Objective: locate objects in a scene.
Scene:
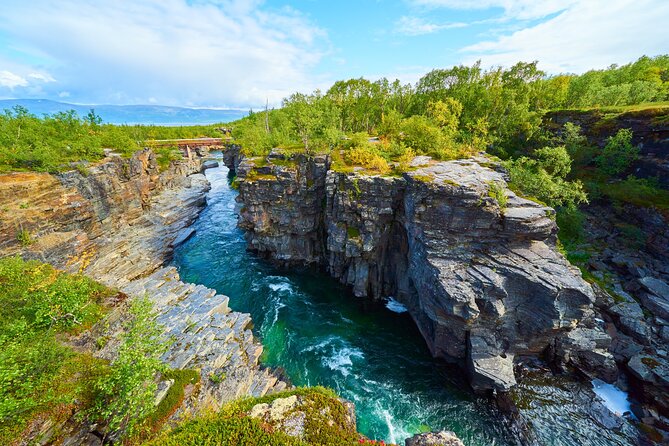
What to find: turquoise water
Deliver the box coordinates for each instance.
[172,161,513,445]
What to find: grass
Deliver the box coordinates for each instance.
[129,368,201,443]
[554,101,669,115]
[601,176,669,211]
[145,387,366,446]
[0,256,116,444]
[412,174,434,183]
[346,226,361,239]
[487,181,508,209]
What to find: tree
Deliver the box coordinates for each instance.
[91,297,166,438]
[426,98,463,137]
[595,128,639,176]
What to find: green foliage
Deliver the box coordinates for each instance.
[16,227,33,246]
[147,387,362,446]
[533,145,572,178]
[90,296,166,438]
[426,98,463,137]
[560,122,595,168]
[399,115,446,158]
[505,148,587,209]
[487,181,508,209]
[0,257,113,443]
[601,175,669,210]
[595,128,639,176]
[558,55,669,109]
[556,207,586,244]
[0,106,224,173]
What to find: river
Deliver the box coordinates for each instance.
[171,159,641,445]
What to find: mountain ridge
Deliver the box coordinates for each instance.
[0,98,246,125]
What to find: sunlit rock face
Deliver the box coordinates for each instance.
[226,149,597,392]
[0,148,208,282]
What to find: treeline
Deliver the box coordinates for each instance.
[0,106,222,172]
[233,55,669,159]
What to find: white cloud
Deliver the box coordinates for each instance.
[27,73,56,83]
[0,70,28,89]
[460,0,669,73]
[409,0,580,20]
[396,16,468,36]
[0,0,328,107]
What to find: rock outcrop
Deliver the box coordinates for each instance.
[226,148,598,392]
[405,431,465,446]
[1,149,287,442]
[0,148,206,276]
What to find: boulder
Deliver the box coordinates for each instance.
[406,431,464,446]
[201,160,219,171]
[607,301,650,344]
[553,327,618,383]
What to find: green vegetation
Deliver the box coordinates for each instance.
[504,145,587,209]
[230,55,668,177]
[147,387,363,446]
[89,296,166,438]
[595,129,639,175]
[0,256,114,444]
[487,181,508,209]
[0,256,185,444]
[0,106,223,173]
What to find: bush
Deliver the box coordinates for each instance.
[487,181,508,209]
[0,257,112,443]
[556,207,586,243]
[595,128,639,176]
[90,297,166,438]
[345,147,390,174]
[400,115,444,156]
[505,156,587,208]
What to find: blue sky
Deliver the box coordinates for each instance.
[1,0,668,108]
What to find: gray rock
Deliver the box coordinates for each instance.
[553,327,618,383]
[172,227,196,247]
[639,291,669,320]
[608,301,650,343]
[640,277,669,301]
[230,153,596,392]
[201,160,219,171]
[406,431,464,446]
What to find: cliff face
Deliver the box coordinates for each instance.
[1,149,289,444]
[227,148,601,392]
[0,148,206,279]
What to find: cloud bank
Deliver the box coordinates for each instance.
[0,0,327,107]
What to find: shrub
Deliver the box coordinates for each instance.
[90,297,166,438]
[0,257,112,443]
[487,181,508,209]
[556,207,586,243]
[400,115,444,156]
[344,147,390,174]
[595,128,639,176]
[505,157,587,208]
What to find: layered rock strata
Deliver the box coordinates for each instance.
[1,149,286,441]
[226,148,599,392]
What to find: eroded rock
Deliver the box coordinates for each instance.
[227,151,596,392]
[405,430,465,446]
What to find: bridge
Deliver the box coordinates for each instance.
[147,137,231,157]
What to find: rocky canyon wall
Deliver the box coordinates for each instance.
[226,148,603,392]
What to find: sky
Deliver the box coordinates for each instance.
[0,0,668,109]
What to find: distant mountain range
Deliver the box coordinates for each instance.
[0,99,247,125]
